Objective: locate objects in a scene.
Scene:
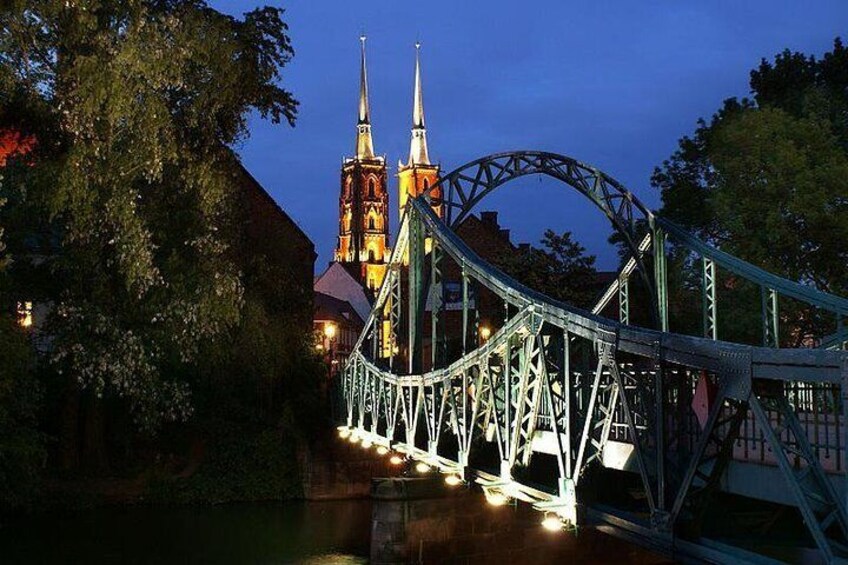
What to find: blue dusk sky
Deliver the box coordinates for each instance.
[208,1,847,272]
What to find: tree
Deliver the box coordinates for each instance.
[652,38,848,344]
[0,1,298,431]
[496,230,599,309]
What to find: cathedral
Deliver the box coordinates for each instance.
[333,37,440,292]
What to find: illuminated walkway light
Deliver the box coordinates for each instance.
[541,513,564,532]
[376,445,389,456]
[485,490,509,507]
[389,454,404,466]
[444,474,462,487]
[415,461,431,473]
[338,427,351,439]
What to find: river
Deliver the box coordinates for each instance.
[0,497,672,564]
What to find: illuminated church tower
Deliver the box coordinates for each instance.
[398,43,441,219]
[334,36,390,291]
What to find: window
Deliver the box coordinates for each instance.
[369,277,376,290]
[368,249,375,262]
[368,217,375,230]
[423,178,429,191]
[368,179,376,198]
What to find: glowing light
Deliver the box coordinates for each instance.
[376,446,389,456]
[480,326,491,340]
[17,301,32,329]
[324,323,337,339]
[415,462,431,473]
[485,490,509,507]
[362,439,373,449]
[348,433,360,444]
[389,455,404,465]
[338,427,351,439]
[541,513,563,532]
[444,474,462,487]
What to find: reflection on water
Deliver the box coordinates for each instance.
[0,500,372,565]
[371,492,672,564]
[0,495,669,564]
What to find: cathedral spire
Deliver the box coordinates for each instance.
[355,35,375,159]
[408,42,430,166]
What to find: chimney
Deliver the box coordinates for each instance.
[480,211,499,228]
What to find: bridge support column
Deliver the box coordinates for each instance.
[408,208,425,374]
[558,477,578,526]
[428,440,438,459]
[653,227,668,332]
[457,449,468,469]
[500,459,512,481]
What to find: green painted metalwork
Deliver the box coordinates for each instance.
[762,287,779,348]
[430,238,443,369]
[703,257,717,340]
[618,276,629,325]
[653,227,668,332]
[408,207,425,374]
[339,152,848,564]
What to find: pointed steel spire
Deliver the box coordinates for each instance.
[412,41,425,129]
[356,35,375,159]
[407,41,430,166]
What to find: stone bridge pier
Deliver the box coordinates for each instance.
[369,477,670,564]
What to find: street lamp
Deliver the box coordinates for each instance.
[323,322,338,377]
[324,322,337,339]
[480,326,491,341]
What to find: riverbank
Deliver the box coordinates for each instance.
[17,425,386,514]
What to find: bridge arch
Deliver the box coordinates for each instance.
[342,150,848,563]
[422,150,659,323]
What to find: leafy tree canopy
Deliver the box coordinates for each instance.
[653,38,848,315]
[496,229,599,309]
[0,1,298,430]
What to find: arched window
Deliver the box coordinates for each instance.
[368,178,376,198]
[423,178,429,191]
[368,249,375,262]
[368,217,375,230]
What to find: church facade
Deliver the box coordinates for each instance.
[333,38,440,293]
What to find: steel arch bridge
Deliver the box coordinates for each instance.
[336,151,848,563]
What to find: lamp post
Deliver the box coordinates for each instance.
[479,325,491,342]
[324,322,338,377]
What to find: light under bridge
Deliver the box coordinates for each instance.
[336,151,848,564]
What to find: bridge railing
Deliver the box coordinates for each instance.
[340,152,848,563]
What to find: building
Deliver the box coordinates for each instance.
[313,291,365,378]
[397,43,441,220]
[314,262,372,323]
[419,211,519,369]
[233,159,316,312]
[334,36,391,293]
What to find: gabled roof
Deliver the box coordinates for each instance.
[314,262,372,322]
[231,157,315,253]
[314,291,365,328]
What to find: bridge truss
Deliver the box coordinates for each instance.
[337,151,848,563]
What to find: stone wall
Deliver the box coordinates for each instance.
[371,486,670,564]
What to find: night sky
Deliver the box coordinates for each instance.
[208,1,847,272]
